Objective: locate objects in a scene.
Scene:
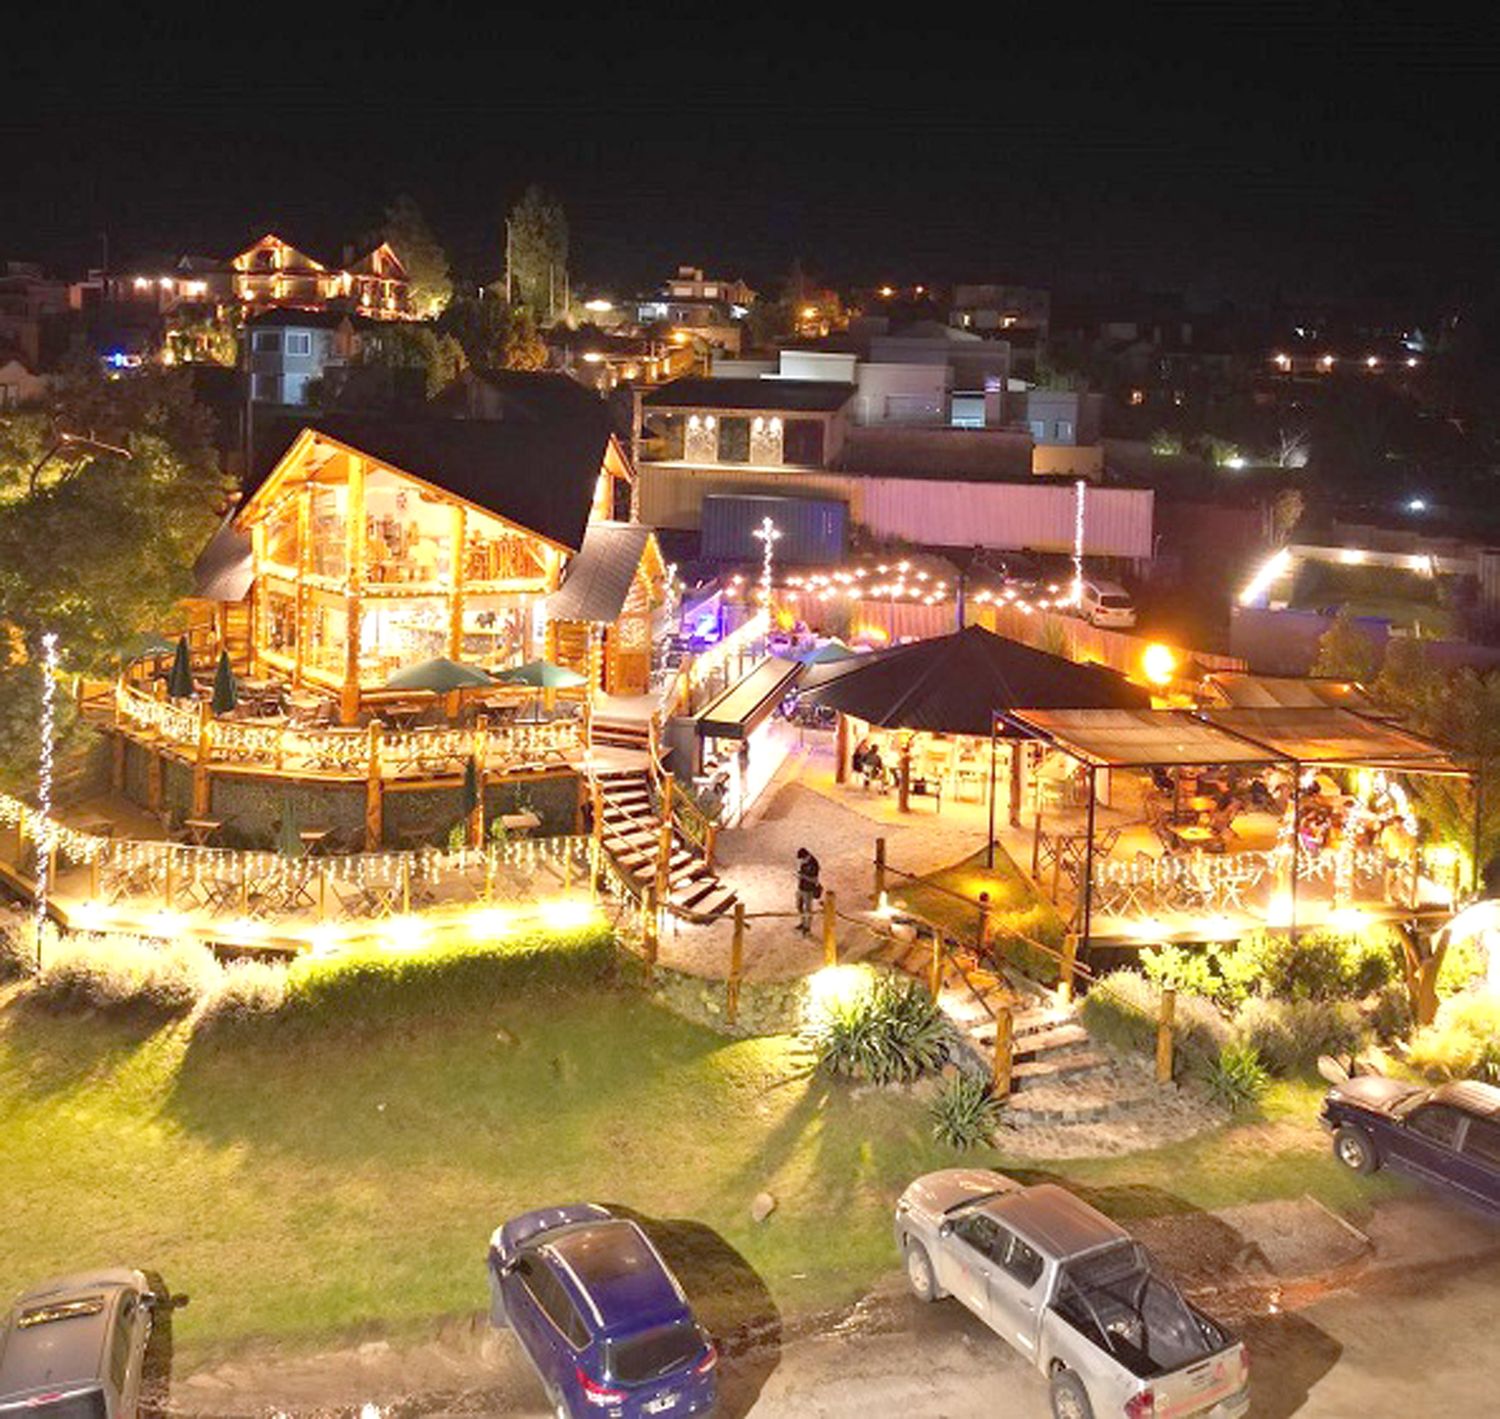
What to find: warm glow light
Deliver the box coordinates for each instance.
[1329,906,1367,933]
[803,964,874,1023]
[1130,918,1171,942]
[382,915,430,952]
[1238,547,1292,606]
[1141,643,1177,687]
[537,899,599,931]
[1338,548,1367,565]
[1267,893,1295,927]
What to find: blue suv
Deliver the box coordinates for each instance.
[488,1204,717,1419]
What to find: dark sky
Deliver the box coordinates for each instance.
[6,11,1498,305]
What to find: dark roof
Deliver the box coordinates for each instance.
[1196,706,1461,770]
[192,513,254,601]
[642,376,854,414]
[1010,709,1292,768]
[798,625,1148,736]
[438,367,608,422]
[266,411,613,550]
[697,657,802,740]
[244,308,356,330]
[549,522,653,623]
[548,1220,684,1332]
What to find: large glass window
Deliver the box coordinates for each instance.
[310,487,346,579]
[266,502,300,569]
[307,594,348,677]
[358,597,447,683]
[265,588,297,656]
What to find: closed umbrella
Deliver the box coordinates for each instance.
[461,756,480,817]
[166,636,195,700]
[383,657,495,693]
[211,649,239,716]
[276,797,303,860]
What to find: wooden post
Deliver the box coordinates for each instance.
[365,722,383,851]
[643,881,659,976]
[1156,986,1176,1084]
[704,823,718,872]
[873,835,887,905]
[992,1005,1014,1100]
[727,902,745,1024]
[470,715,489,848]
[835,712,849,784]
[1058,931,1079,1004]
[977,891,992,957]
[342,452,366,726]
[898,744,911,813]
[929,925,943,1000]
[193,701,213,818]
[656,773,674,905]
[239,854,250,915]
[1009,742,1023,828]
[293,484,311,688]
[822,888,838,966]
[317,862,328,920]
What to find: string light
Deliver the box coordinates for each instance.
[1070,479,1087,607]
[34,633,58,948]
[751,517,781,619]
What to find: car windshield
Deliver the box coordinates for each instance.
[604,1320,703,1385]
[1053,1242,1224,1378]
[0,1389,108,1419]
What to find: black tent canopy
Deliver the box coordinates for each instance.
[797,624,1149,735]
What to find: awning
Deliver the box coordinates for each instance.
[1009,709,1294,768]
[548,522,654,624]
[1197,706,1465,771]
[697,658,801,741]
[798,624,1148,737]
[1202,672,1383,715]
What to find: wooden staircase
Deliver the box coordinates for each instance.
[595,767,737,922]
[591,715,654,753]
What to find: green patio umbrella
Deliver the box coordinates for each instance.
[276,796,304,860]
[495,660,588,690]
[798,640,856,666]
[166,636,195,699]
[120,630,176,663]
[210,649,239,716]
[383,657,495,693]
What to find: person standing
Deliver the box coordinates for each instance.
[796,846,821,935]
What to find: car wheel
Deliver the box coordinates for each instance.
[1049,1369,1095,1419]
[904,1239,939,1302]
[1334,1125,1378,1175]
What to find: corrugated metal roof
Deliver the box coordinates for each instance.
[548,522,653,624]
[1011,708,1291,767]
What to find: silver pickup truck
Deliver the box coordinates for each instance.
[895,1169,1248,1419]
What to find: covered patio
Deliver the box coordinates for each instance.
[1003,705,1475,950]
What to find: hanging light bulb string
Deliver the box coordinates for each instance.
[34,632,58,958]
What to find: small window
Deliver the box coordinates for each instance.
[1028,420,1046,440]
[1055,419,1074,441]
[1462,1116,1500,1168]
[1003,1235,1045,1288]
[253,331,282,354]
[285,332,312,357]
[1406,1104,1464,1149]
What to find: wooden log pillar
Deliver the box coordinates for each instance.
[192,701,213,818]
[726,902,745,1024]
[1156,986,1176,1084]
[992,1005,1014,1100]
[643,882,659,977]
[447,501,466,663]
[898,744,912,814]
[249,522,267,677]
[1058,931,1079,1004]
[293,484,311,688]
[835,712,849,785]
[1009,742,1023,828]
[977,891,992,957]
[873,835,887,905]
[822,888,838,967]
[704,823,718,873]
[400,855,411,914]
[470,715,489,848]
[341,453,367,726]
[929,925,943,1000]
[655,781,674,908]
[364,722,383,851]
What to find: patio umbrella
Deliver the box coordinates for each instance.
[120,630,176,663]
[495,660,588,690]
[210,649,239,716]
[276,796,303,860]
[166,636,195,700]
[383,657,495,693]
[797,639,856,666]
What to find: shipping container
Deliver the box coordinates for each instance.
[700,493,848,565]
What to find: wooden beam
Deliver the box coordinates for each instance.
[448,501,466,662]
[249,521,267,675]
[342,453,366,725]
[293,485,311,687]
[365,721,383,850]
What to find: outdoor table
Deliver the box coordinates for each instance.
[499,811,541,836]
[1173,824,1216,847]
[299,828,332,856]
[181,817,223,846]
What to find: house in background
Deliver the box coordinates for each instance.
[245,309,363,405]
[638,265,753,356]
[0,357,48,409]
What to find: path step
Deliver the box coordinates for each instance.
[1012,1023,1091,1059]
[1009,1051,1116,1090]
[1000,1079,1165,1126]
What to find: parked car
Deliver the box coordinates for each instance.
[895,1169,1248,1419]
[0,1270,161,1419]
[1321,1075,1500,1207]
[1078,580,1137,629]
[488,1203,717,1418]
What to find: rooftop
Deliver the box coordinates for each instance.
[642,377,855,414]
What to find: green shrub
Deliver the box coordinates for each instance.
[265,924,618,1029]
[1408,994,1500,1083]
[1079,970,1231,1080]
[1140,944,1221,999]
[33,933,219,1015]
[1367,981,1414,1043]
[930,1071,1003,1150]
[0,912,32,981]
[991,903,1065,985]
[194,959,289,1027]
[805,971,951,1084]
[1437,932,1488,997]
[1204,1041,1270,1112]
[1222,927,1394,1003]
[1233,996,1366,1074]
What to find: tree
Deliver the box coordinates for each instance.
[1310,606,1380,682]
[379,195,452,319]
[349,324,467,400]
[439,294,548,371]
[499,306,548,371]
[0,369,229,788]
[505,186,568,323]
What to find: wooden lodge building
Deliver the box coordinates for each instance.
[191,390,664,720]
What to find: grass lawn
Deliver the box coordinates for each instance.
[0,982,1396,1367]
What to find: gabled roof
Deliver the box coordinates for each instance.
[347,241,408,278]
[244,308,356,330]
[548,522,656,623]
[192,513,254,601]
[232,233,328,272]
[642,376,855,414]
[244,411,616,552]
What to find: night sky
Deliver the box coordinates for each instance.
[7,12,1497,303]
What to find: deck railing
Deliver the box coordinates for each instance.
[113,682,584,779]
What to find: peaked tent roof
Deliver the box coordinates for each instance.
[797,624,1149,736]
[547,521,655,623]
[247,410,616,552]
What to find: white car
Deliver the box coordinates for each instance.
[1078,580,1136,629]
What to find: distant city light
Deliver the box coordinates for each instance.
[1407,497,1428,513]
[1272,352,1291,370]
[1224,455,1247,470]
[584,298,613,313]
[879,285,894,297]
[1365,355,1380,368]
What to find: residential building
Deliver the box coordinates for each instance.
[245,309,363,406]
[0,261,70,368]
[0,357,48,409]
[637,265,753,355]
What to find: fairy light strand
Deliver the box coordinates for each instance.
[34,632,58,949]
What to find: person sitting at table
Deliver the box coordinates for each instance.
[1149,766,1175,796]
[853,740,887,791]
